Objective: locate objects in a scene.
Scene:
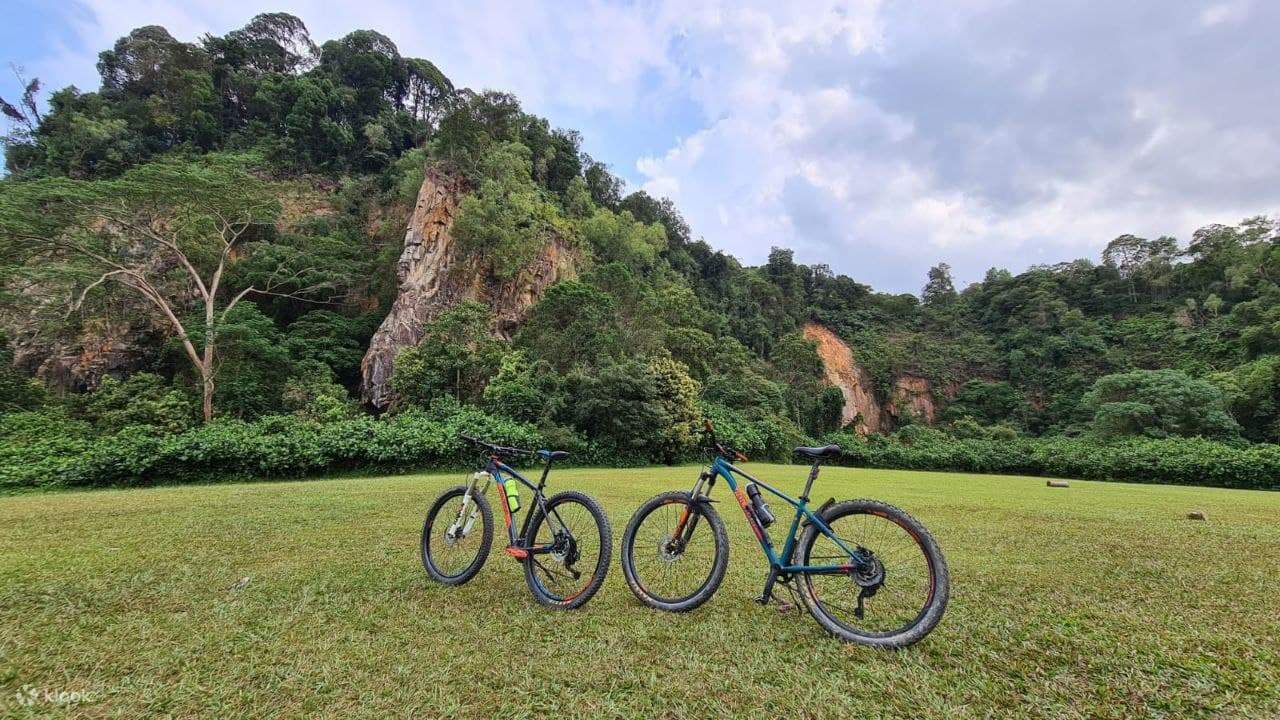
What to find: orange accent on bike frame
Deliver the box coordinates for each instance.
[491,457,515,531]
[733,488,764,541]
[672,506,691,537]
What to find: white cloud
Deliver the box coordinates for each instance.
[1199,0,1251,27]
[19,0,1280,292]
[636,0,1280,290]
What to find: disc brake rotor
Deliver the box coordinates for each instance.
[656,537,681,563]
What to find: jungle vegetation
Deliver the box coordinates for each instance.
[1,14,1277,489]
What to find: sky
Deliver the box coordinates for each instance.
[3,0,1277,293]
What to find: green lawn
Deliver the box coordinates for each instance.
[1,466,1277,719]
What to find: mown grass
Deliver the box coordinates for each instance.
[1,466,1277,719]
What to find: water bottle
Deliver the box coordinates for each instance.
[503,478,520,513]
[745,483,775,527]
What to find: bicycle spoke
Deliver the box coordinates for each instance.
[530,498,602,601]
[429,495,484,578]
[630,500,717,603]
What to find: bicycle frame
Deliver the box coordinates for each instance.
[461,456,562,556]
[674,455,869,603]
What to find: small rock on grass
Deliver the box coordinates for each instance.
[1046,480,1069,488]
[1187,511,1207,521]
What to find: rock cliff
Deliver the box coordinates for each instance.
[359,168,577,409]
[803,322,884,433]
[803,321,941,433]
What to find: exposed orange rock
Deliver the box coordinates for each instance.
[802,322,883,434]
[359,167,577,409]
[888,374,937,425]
[803,322,945,433]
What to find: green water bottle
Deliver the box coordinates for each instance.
[503,478,520,513]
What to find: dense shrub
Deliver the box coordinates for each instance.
[0,411,93,489]
[4,404,1276,490]
[20,402,540,489]
[701,403,808,463]
[826,428,1279,490]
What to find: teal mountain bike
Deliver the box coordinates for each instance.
[421,434,612,609]
[620,420,949,647]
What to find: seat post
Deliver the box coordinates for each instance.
[537,459,553,489]
[801,461,822,501]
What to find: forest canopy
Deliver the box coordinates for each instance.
[1,13,1277,489]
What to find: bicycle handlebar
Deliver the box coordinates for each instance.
[458,433,535,458]
[699,419,747,463]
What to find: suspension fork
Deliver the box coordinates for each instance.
[451,471,491,538]
[671,470,715,547]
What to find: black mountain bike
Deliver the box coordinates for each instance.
[421,434,612,609]
[620,420,949,648]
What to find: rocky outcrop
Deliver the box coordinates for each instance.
[803,322,942,433]
[803,322,884,434]
[10,319,156,392]
[888,374,937,425]
[359,168,577,409]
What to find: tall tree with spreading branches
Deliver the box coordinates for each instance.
[0,158,338,421]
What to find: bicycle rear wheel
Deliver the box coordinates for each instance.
[792,499,949,648]
[621,491,728,612]
[522,490,612,609]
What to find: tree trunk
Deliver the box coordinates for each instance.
[201,339,215,423]
[201,369,214,423]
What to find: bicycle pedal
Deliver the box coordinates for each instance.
[775,601,795,613]
[503,546,528,559]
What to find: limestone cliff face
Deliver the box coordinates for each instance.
[359,168,577,409]
[10,319,155,392]
[803,321,942,433]
[888,375,937,425]
[803,322,884,434]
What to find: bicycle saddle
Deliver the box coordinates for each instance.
[794,444,841,459]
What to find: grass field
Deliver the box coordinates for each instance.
[1,465,1277,719]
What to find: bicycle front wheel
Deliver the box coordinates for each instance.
[621,491,728,612]
[522,490,613,609]
[421,485,493,586]
[793,499,949,648]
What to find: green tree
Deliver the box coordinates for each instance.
[770,332,836,434]
[0,158,336,421]
[1212,357,1280,443]
[391,301,504,406]
[482,350,550,422]
[646,355,702,462]
[922,263,957,307]
[517,281,620,371]
[579,208,667,272]
[562,356,699,463]
[452,142,562,278]
[1082,369,1240,440]
[944,380,1025,427]
[281,361,358,422]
